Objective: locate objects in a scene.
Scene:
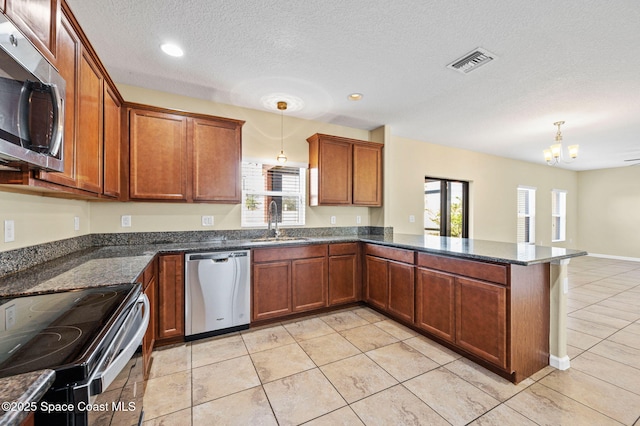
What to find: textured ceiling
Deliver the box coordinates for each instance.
[65,0,640,171]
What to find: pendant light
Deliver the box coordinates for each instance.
[543,121,579,166]
[276,101,288,163]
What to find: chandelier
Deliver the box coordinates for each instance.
[543,121,578,166]
[276,101,287,163]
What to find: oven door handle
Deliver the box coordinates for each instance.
[90,293,150,396]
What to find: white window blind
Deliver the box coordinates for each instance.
[552,190,567,242]
[241,161,306,227]
[517,187,536,244]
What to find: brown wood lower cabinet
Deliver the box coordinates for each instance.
[252,245,328,322]
[157,254,185,343]
[139,257,157,378]
[328,243,360,305]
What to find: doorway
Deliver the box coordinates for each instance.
[424,177,469,237]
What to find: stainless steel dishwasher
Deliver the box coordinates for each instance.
[185,250,251,340]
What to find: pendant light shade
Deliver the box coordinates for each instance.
[276,101,288,164]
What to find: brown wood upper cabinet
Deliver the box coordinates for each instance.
[126,104,244,203]
[4,0,59,63]
[307,134,382,206]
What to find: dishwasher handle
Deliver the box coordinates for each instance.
[187,252,248,261]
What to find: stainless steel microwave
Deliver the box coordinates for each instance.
[0,13,65,172]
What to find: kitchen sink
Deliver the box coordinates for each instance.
[250,236,309,243]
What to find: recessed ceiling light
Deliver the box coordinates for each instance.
[161,43,184,57]
[348,93,363,101]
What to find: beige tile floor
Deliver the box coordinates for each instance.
[142,256,640,425]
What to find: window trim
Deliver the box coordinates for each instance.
[517,186,536,244]
[551,189,567,243]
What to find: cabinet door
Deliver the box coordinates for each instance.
[37,11,77,187]
[252,261,292,321]
[353,143,382,206]
[129,109,188,200]
[387,260,414,323]
[190,117,242,202]
[102,85,121,198]
[328,254,359,305]
[292,257,327,313]
[318,138,352,205]
[76,49,103,193]
[157,254,185,340]
[415,268,455,342]
[365,255,388,311]
[5,0,58,62]
[456,277,507,369]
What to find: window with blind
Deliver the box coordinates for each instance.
[552,189,567,242]
[241,161,306,227]
[517,187,536,244]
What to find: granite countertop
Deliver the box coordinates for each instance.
[0,234,586,297]
[0,370,55,426]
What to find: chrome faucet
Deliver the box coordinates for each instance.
[267,200,280,238]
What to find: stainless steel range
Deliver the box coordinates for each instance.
[0,283,149,425]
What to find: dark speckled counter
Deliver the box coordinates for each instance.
[0,370,55,426]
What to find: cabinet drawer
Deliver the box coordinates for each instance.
[329,242,358,256]
[417,253,507,285]
[253,244,328,262]
[365,244,414,264]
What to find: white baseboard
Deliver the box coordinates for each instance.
[587,253,640,262]
[549,355,571,370]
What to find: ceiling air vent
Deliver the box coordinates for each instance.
[447,48,497,74]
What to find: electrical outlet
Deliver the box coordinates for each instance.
[201,215,214,226]
[121,215,132,228]
[5,304,16,330]
[330,216,337,225]
[409,215,416,223]
[356,215,362,224]
[74,216,80,231]
[4,220,15,243]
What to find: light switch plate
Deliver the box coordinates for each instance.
[356,215,362,224]
[330,216,337,225]
[409,215,416,223]
[4,220,15,242]
[202,215,214,226]
[121,215,132,228]
[74,216,80,231]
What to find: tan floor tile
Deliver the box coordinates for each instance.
[528,365,555,382]
[404,335,461,365]
[598,299,640,314]
[351,384,449,425]
[282,317,336,341]
[590,340,640,369]
[468,404,538,426]
[567,328,602,350]
[366,342,438,381]
[626,322,640,335]
[250,343,315,383]
[263,368,346,426]
[445,357,534,402]
[405,368,499,425]
[191,333,247,368]
[571,351,640,395]
[608,330,640,350]
[320,310,370,331]
[569,309,632,330]
[142,408,191,426]
[566,298,592,311]
[567,344,584,358]
[373,319,418,340]
[304,407,364,426]
[351,307,386,323]
[241,324,295,353]
[339,324,398,352]
[192,355,260,405]
[506,383,622,426]
[148,343,191,379]
[567,316,619,339]
[143,371,191,421]
[321,353,398,403]
[192,386,277,426]
[539,369,640,425]
[298,332,361,366]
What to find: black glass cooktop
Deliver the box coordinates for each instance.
[0,284,136,380]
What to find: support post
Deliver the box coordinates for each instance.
[549,258,571,370]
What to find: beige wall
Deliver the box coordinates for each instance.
[384,135,580,248]
[0,190,90,251]
[577,166,640,258]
